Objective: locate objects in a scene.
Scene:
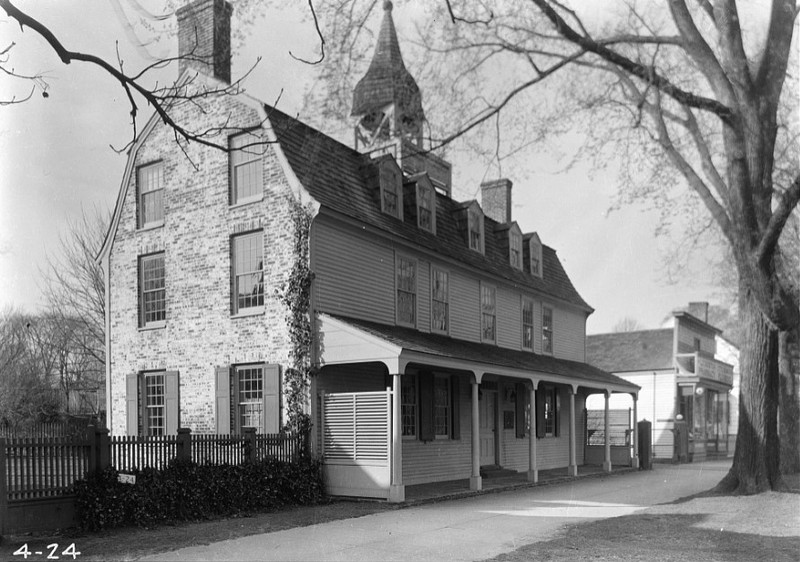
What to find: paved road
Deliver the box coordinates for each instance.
[141,460,731,561]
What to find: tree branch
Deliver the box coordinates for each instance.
[757,174,800,267]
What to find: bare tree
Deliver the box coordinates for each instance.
[612,317,645,332]
[309,1,799,493]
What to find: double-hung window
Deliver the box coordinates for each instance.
[396,256,416,326]
[232,231,264,314]
[481,284,496,343]
[137,162,164,228]
[542,306,553,354]
[468,206,484,253]
[433,375,450,438]
[230,132,264,205]
[417,182,434,233]
[144,372,166,435]
[411,371,461,442]
[380,161,402,219]
[215,364,281,434]
[235,364,264,433]
[542,386,558,437]
[510,231,522,269]
[522,298,534,350]
[139,252,165,328]
[126,370,179,436]
[431,268,449,334]
[401,375,417,437]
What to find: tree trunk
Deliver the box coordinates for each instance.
[718,290,782,494]
[779,326,800,474]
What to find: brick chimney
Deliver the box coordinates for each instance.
[688,302,709,323]
[177,0,232,84]
[481,179,513,224]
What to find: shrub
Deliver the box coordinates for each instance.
[73,456,325,531]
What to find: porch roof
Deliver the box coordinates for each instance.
[318,314,639,395]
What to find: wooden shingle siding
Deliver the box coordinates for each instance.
[449,272,481,342]
[312,219,395,324]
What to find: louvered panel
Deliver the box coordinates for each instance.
[322,391,390,465]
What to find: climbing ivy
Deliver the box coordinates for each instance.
[280,202,314,432]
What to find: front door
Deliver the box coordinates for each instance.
[479,390,497,466]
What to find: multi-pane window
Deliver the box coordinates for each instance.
[396,256,416,326]
[510,231,522,269]
[417,183,434,232]
[230,132,264,204]
[543,386,557,436]
[434,376,450,438]
[522,298,534,350]
[236,365,264,433]
[530,237,542,277]
[431,268,449,333]
[380,163,401,218]
[542,306,553,354]
[139,253,165,327]
[138,162,164,228]
[232,231,264,314]
[468,206,483,252]
[144,372,166,436]
[481,284,496,342]
[401,375,417,437]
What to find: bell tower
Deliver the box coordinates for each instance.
[351,1,425,151]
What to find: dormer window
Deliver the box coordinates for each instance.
[510,229,522,269]
[528,233,543,278]
[379,158,403,219]
[417,181,435,233]
[468,205,484,253]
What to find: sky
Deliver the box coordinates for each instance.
[0,0,729,334]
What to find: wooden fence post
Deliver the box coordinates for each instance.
[177,428,191,462]
[96,426,111,473]
[86,424,98,475]
[243,428,256,463]
[0,438,8,536]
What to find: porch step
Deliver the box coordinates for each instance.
[480,465,518,479]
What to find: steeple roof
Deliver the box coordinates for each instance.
[351,1,423,122]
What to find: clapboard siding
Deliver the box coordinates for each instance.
[417,259,431,332]
[613,370,676,460]
[553,305,586,362]
[497,289,521,350]
[676,321,716,355]
[449,272,481,342]
[312,219,395,324]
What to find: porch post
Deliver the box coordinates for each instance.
[527,384,538,482]
[631,393,639,468]
[568,388,578,476]
[389,372,405,502]
[470,378,482,491]
[603,391,612,472]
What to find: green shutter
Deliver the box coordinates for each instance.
[418,371,434,442]
[263,364,281,434]
[164,371,180,435]
[535,388,545,438]
[126,373,139,436]
[215,366,231,434]
[515,383,526,438]
[450,376,460,440]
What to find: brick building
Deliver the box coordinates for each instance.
[99,0,639,500]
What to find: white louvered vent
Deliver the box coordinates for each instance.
[322,391,390,464]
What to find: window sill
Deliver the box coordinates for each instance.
[231,308,265,319]
[137,222,164,233]
[139,322,166,332]
[229,195,264,210]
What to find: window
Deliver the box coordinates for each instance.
[434,375,450,438]
[522,298,534,350]
[396,256,416,326]
[236,364,264,432]
[401,375,417,437]
[417,182,435,233]
[215,364,281,434]
[229,131,264,205]
[380,160,402,218]
[137,162,164,228]
[529,235,543,277]
[510,231,522,269]
[468,206,484,253]
[542,386,558,437]
[232,231,264,314]
[542,306,553,354]
[126,370,179,436]
[481,284,496,343]
[139,253,165,327]
[431,268,449,333]
[694,337,701,352]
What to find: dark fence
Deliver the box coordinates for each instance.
[585,409,632,446]
[0,418,100,439]
[2,436,91,501]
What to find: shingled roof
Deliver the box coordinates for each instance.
[267,105,592,312]
[586,329,675,373]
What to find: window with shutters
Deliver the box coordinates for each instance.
[542,306,553,354]
[481,284,496,343]
[144,372,165,436]
[137,161,164,229]
[414,372,460,442]
[543,386,557,437]
[215,364,281,435]
[139,252,165,328]
[126,370,179,436]
[235,364,264,433]
[232,231,264,315]
[522,298,534,350]
[229,131,264,205]
[401,375,417,438]
[431,268,449,334]
[433,375,450,438]
[396,255,417,327]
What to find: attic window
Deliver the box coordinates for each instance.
[380,160,403,219]
[468,206,484,253]
[417,182,435,233]
[530,235,543,278]
[510,231,522,269]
